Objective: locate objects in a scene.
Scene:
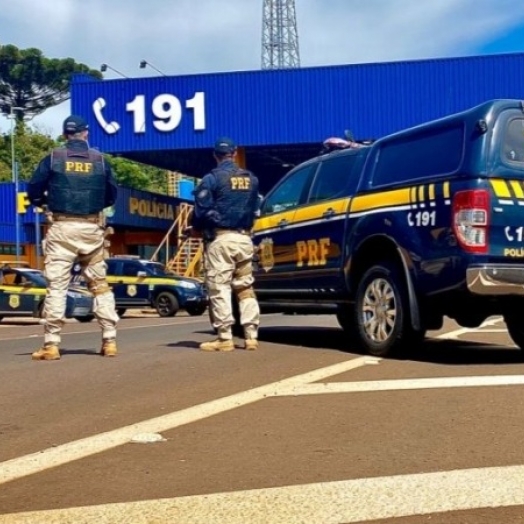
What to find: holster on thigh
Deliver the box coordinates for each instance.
[88,278,110,296]
[234,286,256,301]
[79,249,105,266]
[234,259,252,279]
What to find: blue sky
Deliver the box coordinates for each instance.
[478,23,524,54]
[1,0,524,136]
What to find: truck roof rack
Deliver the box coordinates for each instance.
[319,130,375,155]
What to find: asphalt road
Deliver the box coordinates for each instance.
[1,311,524,523]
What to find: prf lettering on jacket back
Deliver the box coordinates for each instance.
[65,161,93,174]
[296,238,330,267]
[230,176,251,190]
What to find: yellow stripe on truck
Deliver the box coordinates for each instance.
[106,277,183,286]
[253,208,297,233]
[510,180,524,199]
[490,179,512,198]
[293,197,351,223]
[350,188,412,213]
[0,286,45,295]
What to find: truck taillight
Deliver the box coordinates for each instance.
[452,189,490,253]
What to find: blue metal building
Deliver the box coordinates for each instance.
[71,52,524,192]
[0,182,190,266]
[2,52,524,265]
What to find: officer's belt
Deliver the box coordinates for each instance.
[53,214,99,224]
[214,228,250,236]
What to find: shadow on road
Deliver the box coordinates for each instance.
[403,338,523,365]
[16,347,102,357]
[239,325,522,366]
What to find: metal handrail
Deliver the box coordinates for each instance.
[150,203,194,265]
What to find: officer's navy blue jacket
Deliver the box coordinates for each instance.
[28,140,118,215]
[192,159,259,232]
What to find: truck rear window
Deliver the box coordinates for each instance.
[503,118,524,164]
[372,124,464,186]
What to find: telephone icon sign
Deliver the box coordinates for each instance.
[92,97,121,135]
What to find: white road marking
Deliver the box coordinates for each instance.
[278,374,524,396]
[1,464,524,523]
[1,316,519,522]
[0,356,376,485]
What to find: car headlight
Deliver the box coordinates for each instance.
[178,281,198,290]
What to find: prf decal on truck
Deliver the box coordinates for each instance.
[296,238,331,267]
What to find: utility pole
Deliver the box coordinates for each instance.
[261,0,301,69]
[9,106,24,263]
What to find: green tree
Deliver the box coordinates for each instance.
[0,125,170,193]
[109,156,168,193]
[0,44,102,122]
[0,44,172,192]
[0,123,56,182]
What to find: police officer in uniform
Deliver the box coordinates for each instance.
[28,115,119,360]
[192,137,261,351]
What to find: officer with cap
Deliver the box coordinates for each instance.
[27,115,120,360]
[191,137,261,351]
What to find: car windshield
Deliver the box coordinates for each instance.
[141,262,177,277]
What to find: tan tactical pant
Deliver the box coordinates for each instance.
[204,231,260,340]
[42,220,119,345]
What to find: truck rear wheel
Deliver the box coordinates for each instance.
[354,262,417,357]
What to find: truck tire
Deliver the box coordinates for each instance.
[354,262,414,357]
[186,304,207,316]
[155,292,179,317]
[116,308,127,317]
[504,313,524,351]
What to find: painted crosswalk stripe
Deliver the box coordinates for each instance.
[0,356,376,485]
[1,464,523,523]
[277,374,524,396]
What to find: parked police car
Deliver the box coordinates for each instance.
[251,99,524,357]
[0,262,94,322]
[103,256,207,317]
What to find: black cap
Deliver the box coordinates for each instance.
[214,137,236,155]
[63,115,89,134]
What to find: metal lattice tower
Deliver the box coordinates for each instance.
[261,0,300,69]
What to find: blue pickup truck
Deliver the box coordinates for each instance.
[251,99,524,357]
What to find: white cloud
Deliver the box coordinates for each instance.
[1,0,524,135]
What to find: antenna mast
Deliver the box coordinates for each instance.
[261,0,301,69]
